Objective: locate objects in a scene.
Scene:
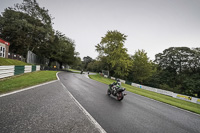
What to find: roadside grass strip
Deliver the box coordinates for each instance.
[89,74,200,114]
[0,57,30,65]
[0,71,58,94]
[68,69,80,72]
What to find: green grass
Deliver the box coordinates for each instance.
[89,74,200,114]
[67,69,81,74]
[68,69,78,71]
[0,71,58,94]
[0,57,30,65]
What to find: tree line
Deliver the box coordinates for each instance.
[76,30,200,98]
[0,0,79,68]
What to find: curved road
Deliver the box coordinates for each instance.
[59,72,200,133]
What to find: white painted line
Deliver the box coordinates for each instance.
[85,74,89,79]
[56,71,60,80]
[60,83,106,133]
[57,72,106,133]
[0,80,57,98]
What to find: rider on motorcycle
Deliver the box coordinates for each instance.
[113,79,121,86]
[110,79,121,93]
[108,78,126,100]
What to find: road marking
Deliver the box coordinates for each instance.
[0,80,57,98]
[57,72,106,133]
[56,72,60,80]
[85,74,89,78]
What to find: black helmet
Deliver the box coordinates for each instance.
[116,79,120,82]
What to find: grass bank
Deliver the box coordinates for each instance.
[89,74,200,114]
[0,71,58,94]
[68,69,80,72]
[0,57,30,65]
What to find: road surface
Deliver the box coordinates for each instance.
[0,80,101,133]
[0,71,200,133]
[59,72,200,133]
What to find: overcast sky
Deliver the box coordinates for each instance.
[1,0,200,60]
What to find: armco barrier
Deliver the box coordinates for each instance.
[103,74,200,104]
[32,65,36,72]
[111,77,115,80]
[197,99,200,104]
[0,66,14,79]
[14,66,25,75]
[0,65,40,79]
[119,79,125,84]
[36,65,40,71]
[24,65,32,73]
[176,94,192,101]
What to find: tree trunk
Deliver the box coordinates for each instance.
[197,91,200,98]
[48,58,53,67]
[60,62,63,69]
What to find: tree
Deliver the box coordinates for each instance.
[71,56,82,70]
[83,56,93,70]
[129,49,153,83]
[86,60,102,72]
[95,30,132,78]
[50,31,76,69]
[154,47,200,97]
[0,0,78,69]
[0,0,54,57]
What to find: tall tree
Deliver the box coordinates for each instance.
[154,47,200,97]
[51,31,76,68]
[83,56,93,70]
[129,49,153,83]
[0,0,54,57]
[96,30,132,78]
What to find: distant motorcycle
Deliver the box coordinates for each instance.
[107,83,126,101]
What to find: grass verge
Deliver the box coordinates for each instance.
[0,71,58,94]
[67,69,81,74]
[0,57,30,65]
[89,74,200,114]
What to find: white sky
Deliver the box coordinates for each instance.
[1,0,200,60]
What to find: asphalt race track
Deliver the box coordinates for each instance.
[59,72,200,133]
[0,71,200,133]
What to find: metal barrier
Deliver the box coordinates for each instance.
[0,66,14,79]
[0,65,40,79]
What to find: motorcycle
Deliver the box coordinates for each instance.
[107,83,126,101]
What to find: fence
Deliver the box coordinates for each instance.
[0,65,40,79]
[103,74,200,104]
[8,52,25,62]
[27,51,49,65]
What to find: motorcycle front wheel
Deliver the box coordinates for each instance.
[107,89,111,96]
[117,92,124,101]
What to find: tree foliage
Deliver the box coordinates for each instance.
[82,56,93,70]
[0,0,77,68]
[129,50,154,83]
[154,47,200,97]
[50,31,76,68]
[95,30,132,78]
[0,0,54,57]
